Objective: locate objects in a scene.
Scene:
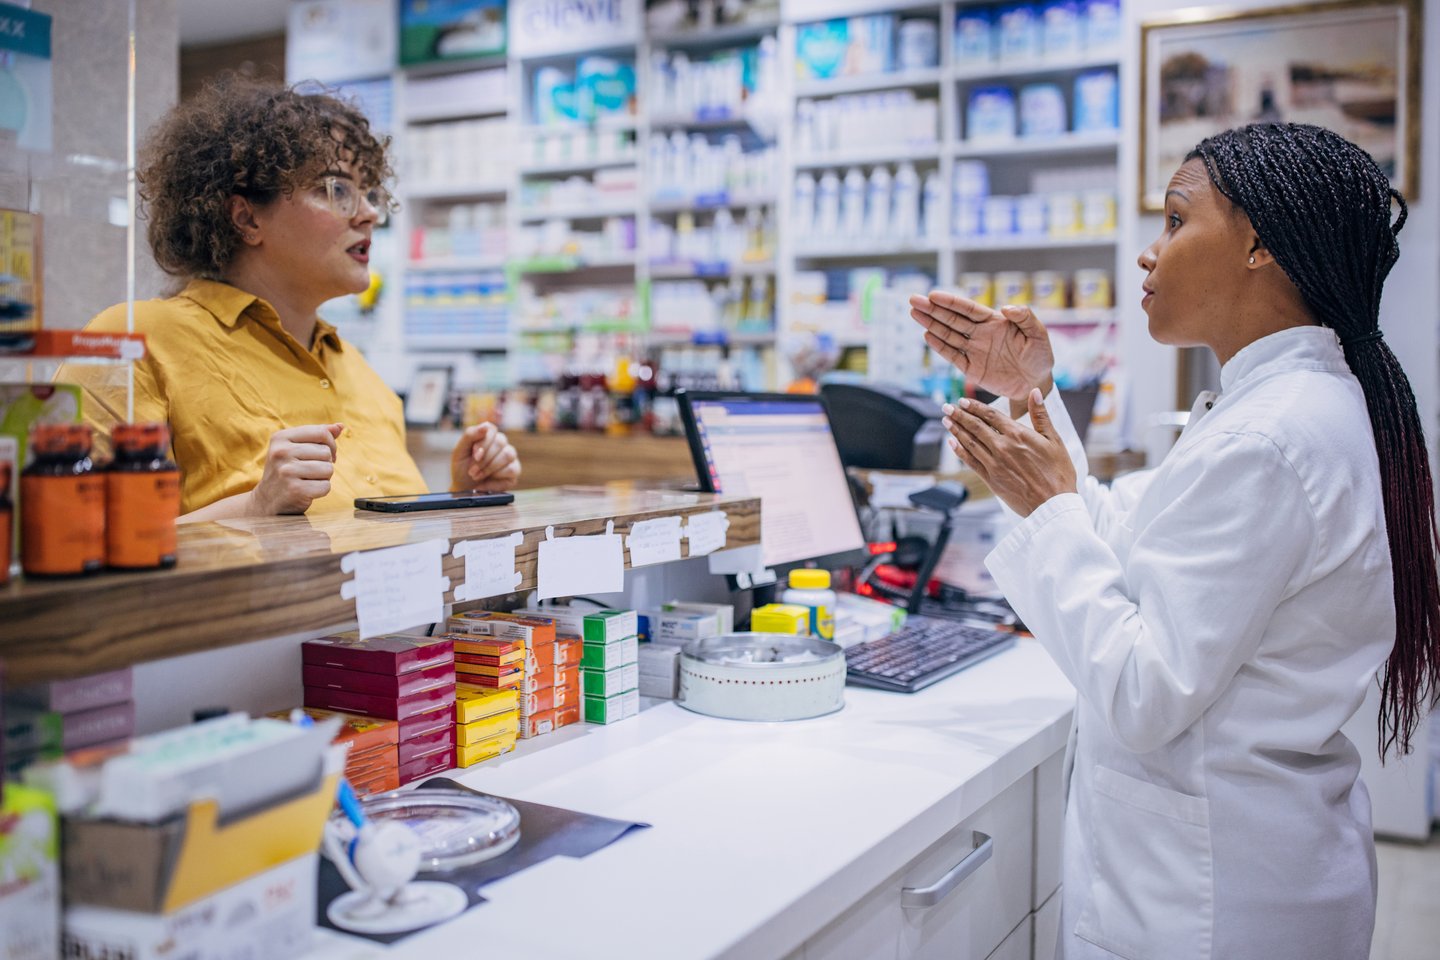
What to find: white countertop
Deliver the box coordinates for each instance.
[310,638,1075,960]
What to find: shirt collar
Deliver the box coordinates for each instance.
[1219,325,1347,394]
[180,278,344,352]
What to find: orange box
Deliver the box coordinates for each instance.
[352,769,400,796]
[449,611,557,646]
[524,639,557,673]
[554,703,581,730]
[451,638,525,665]
[266,706,398,753]
[520,678,581,716]
[455,664,523,688]
[553,637,582,669]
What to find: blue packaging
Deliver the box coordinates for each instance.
[966,85,1017,142]
[1019,82,1067,137]
[1082,0,1121,51]
[1073,68,1119,132]
[1041,0,1082,56]
[796,20,849,80]
[954,7,994,64]
[577,56,636,122]
[533,66,573,126]
[995,3,1041,61]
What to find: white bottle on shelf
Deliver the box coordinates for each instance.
[816,170,841,240]
[892,162,920,242]
[793,172,816,239]
[864,165,893,240]
[921,169,943,243]
[841,167,867,241]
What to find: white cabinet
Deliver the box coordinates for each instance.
[1034,890,1061,960]
[1032,748,1065,909]
[802,769,1035,960]
[988,917,1033,960]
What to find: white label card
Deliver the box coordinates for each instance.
[452,531,526,602]
[683,511,730,556]
[340,538,451,638]
[868,472,940,509]
[626,516,683,567]
[536,522,625,601]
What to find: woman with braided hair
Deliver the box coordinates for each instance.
[911,122,1435,959]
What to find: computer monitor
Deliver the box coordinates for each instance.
[677,391,868,575]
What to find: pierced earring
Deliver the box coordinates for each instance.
[1248,256,1256,264]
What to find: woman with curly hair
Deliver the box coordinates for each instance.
[71,76,519,519]
[912,122,1435,958]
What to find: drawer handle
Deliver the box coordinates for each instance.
[900,832,993,909]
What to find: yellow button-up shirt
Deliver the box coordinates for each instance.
[65,280,426,514]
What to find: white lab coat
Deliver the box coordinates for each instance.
[985,326,1395,960]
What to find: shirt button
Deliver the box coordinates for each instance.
[367,474,377,484]
[319,379,331,390]
[345,427,354,438]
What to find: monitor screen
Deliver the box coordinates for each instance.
[681,393,867,570]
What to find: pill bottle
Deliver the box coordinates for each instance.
[107,422,181,570]
[782,569,837,640]
[0,459,11,586]
[21,423,105,577]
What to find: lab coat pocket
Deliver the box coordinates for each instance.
[1076,765,1213,960]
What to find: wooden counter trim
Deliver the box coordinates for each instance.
[0,486,760,685]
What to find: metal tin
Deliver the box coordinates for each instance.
[677,633,847,722]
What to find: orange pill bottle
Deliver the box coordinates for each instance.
[0,460,12,586]
[106,422,180,569]
[21,424,105,577]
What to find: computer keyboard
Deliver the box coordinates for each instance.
[845,616,1017,693]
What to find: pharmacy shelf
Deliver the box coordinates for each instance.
[518,116,640,137]
[793,242,943,260]
[405,180,510,200]
[793,143,942,170]
[1039,309,1118,327]
[648,19,781,50]
[648,110,780,134]
[509,255,638,274]
[647,194,777,214]
[953,131,1120,158]
[952,234,1118,252]
[795,66,944,98]
[517,202,640,222]
[951,50,1122,83]
[404,333,511,351]
[646,328,777,346]
[406,101,509,123]
[518,156,639,177]
[408,256,509,271]
[649,259,777,279]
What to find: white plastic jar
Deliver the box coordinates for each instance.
[782,569,838,640]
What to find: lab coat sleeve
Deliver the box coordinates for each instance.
[984,430,1317,754]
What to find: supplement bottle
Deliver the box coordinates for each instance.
[107,422,180,569]
[21,423,105,576]
[0,460,11,585]
[782,569,838,640]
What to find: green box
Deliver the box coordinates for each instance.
[582,609,639,645]
[583,689,639,725]
[581,663,639,698]
[580,636,637,672]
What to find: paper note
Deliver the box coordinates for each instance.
[340,539,451,638]
[536,522,625,601]
[452,531,526,602]
[684,511,730,556]
[626,516,683,567]
[869,471,940,508]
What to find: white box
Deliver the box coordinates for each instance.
[662,600,735,635]
[63,855,316,960]
[649,609,720,646]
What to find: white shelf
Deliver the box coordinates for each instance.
[1040,309,1118,326]
[954,131,1120,158]
[517,201,639,222]
[404,334,511,351]
[519,116,639,137]
[793,242,942,260]
[648,110,779,133]
[648,20,780,49]
[405,102,508,124]
[647,194,777,214]
[510,255,638,273]
[953,234,1118,252]
[951,50,1121,83]
[648,260,776,279]
[408,256,508,271]
[519,156,639,177]
[406,180,509,200]
[793,143,942,170]
[795,66,943,98]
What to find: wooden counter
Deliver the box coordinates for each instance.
[0,485,760,685]
[408,429,696,491]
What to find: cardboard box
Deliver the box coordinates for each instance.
[456,710,519,746]
[648,609,720,646]
[454,685,519,724]
[522,662,579,695]
[663,600,735,635]
[584,689,640,725]
[517,605,586,637]
[266,706,398,752]
[554,702,581,730]
[553,637,583,668]
[397,725,455,766]
[580,636,638,672]
[520,679,580,717]
[350,767,400,796]
[449,635,526,663]
[750,603,811,635]
[398,705,452,741]
[63,854,316,960]
[398,748,451,785]
[0,784,59,960]
[581,662,639,699]
[8,668,132,714]
[454,660,523,687]
[3,700,134,754]
[449,610,556,645]
[455,731,517,768]
[583,609,638,645]
[300,661,455,698]
[301,633,453,676]
[304,683,455,722]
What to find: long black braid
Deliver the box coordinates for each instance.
[1188,123,1437,758]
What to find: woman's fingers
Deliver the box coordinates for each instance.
[944,409,1000,459]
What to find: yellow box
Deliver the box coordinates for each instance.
[1031,271,1068,309]
[993,271,1031,306]
[750,603,811,635]
[455,685,519,724]
[455,731,517,768]
[456,710,519,746]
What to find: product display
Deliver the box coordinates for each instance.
[104,423,180,570]
[21,424,104,577]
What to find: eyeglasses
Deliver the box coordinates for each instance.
[318,176,394,225]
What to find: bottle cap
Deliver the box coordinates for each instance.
[113,421,171,454]
[30,423,93,456]
[788,569,831,590]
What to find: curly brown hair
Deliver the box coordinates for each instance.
[140,74,393,280]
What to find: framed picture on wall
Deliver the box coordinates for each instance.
[1139,0,1422,212]
[404,367,452,427]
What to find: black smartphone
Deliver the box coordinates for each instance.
[354,491,516,513]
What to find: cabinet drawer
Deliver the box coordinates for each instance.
[1034,888,1061,960]
[986,916,1032,960]
[1033,749,1065,909]
[804,771,1035,960]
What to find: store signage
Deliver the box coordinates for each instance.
[510,0,640,58]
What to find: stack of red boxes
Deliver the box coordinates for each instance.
[269,706,400,795]
[301,632,457,785]
[449,611,583,739]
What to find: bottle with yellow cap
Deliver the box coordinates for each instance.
[782,569,837,640]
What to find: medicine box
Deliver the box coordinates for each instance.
[518,605,586,637]
[584,688,640,725]
[582,663,639,699]
[398,704,453,741]
[663,600,735,635]
[638,644,681,699]
[300,661,455,699]
[454,658,524,687]
[449,635,526,664]
[523,663,580,695]
[521,703,581,739]
[267,707,398,753]
[456,711,519,746]
[582,609,638,644]
[750,603,811,635]
[9,668,132,714]
[0,784,59,960]
[302,633,454,676]
[4,700,135,755]
[397,725,454,766]
[399,747,452,785]
[455,685,518,725]
[648,609,720,645]
[304,683,456,722]
[520,679,580,717]
[449,611,557,646]
[455,731,517,768]
[581,635,639,672]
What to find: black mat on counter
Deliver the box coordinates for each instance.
[317,778,649,944]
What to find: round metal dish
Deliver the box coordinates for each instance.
[351,788,521,873]
[677,632,846,722]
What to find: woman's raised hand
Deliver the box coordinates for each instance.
[910,291,1055,402]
